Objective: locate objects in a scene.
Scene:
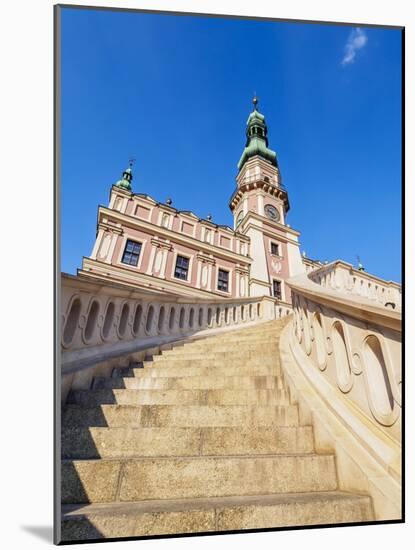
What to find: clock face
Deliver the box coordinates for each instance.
[236,211,244,226]
[264,204,280,222]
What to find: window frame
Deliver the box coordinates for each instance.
[121,239,142,267]
[270,241,281,257]
[272,279,283,300]
[217,268,230,293]
[174,254,190,281]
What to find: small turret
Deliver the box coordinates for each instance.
[115,162,134,191]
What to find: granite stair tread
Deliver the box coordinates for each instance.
[61,491,373,540]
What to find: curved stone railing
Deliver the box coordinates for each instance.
[60,273,292,400]
[280,272,401,520]
[308,260,401,310]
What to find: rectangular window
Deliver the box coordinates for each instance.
[174,255,190,280]
[217,269,229,292]
[271,242,280,256]
[121,239,142,266]
[273,279,282,300]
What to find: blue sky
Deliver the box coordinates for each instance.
[60,7,402,282]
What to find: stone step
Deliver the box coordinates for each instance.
[147,357,280,368]
[173,330,282,346]
[67,387,290,407]
[122,363,280,379]
[62,404,300,428]
[211,328,282,341]
[191,335,278,343]
[181,342,280,352]
[159,350,277,361]
[62,425,314,459]
[61,491,373,541]
[159,336,281,355]
[61,453,338,504]
[211,328,283,340]
[92,375,286,391]
[196,338,280,348]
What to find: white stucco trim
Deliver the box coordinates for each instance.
[243,197,248,216]
[106,233,118,264]
[159,247,169,279]
[146,242,157,275]
[257,193,265,217]
[286,240,306,277]
[90,228,104,260]
[195,258,202,289]
[208,263,213,291]
[158,210,172,229]
[245,225,268,286]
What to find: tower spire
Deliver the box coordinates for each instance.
[237,97,277,172]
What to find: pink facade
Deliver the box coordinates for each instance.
[83,188,252,300]
[263,236,291,302]
[81,102,306,303]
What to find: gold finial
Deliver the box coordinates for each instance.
[253,93,258,110]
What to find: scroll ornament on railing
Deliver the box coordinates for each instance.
[291,291,401,430]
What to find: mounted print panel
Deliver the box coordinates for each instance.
[55,4,403,545]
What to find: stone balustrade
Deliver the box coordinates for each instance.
[308,260,401,310]
[60,273,292,401]
[280,271,401,520]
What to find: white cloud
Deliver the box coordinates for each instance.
[341,28,368,65]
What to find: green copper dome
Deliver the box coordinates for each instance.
[237,98,277,171]
[115,165,133,191]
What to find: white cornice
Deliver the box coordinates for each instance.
[249,277,271,288]
[98,221,123,235]
[239,214,301,244]
[81,258,236,300]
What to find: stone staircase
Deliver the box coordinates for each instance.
[61,319,373,541]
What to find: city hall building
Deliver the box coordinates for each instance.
[79,98,321,305]
[77,97,400,310]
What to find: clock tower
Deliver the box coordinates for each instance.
[229,97,304,299]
